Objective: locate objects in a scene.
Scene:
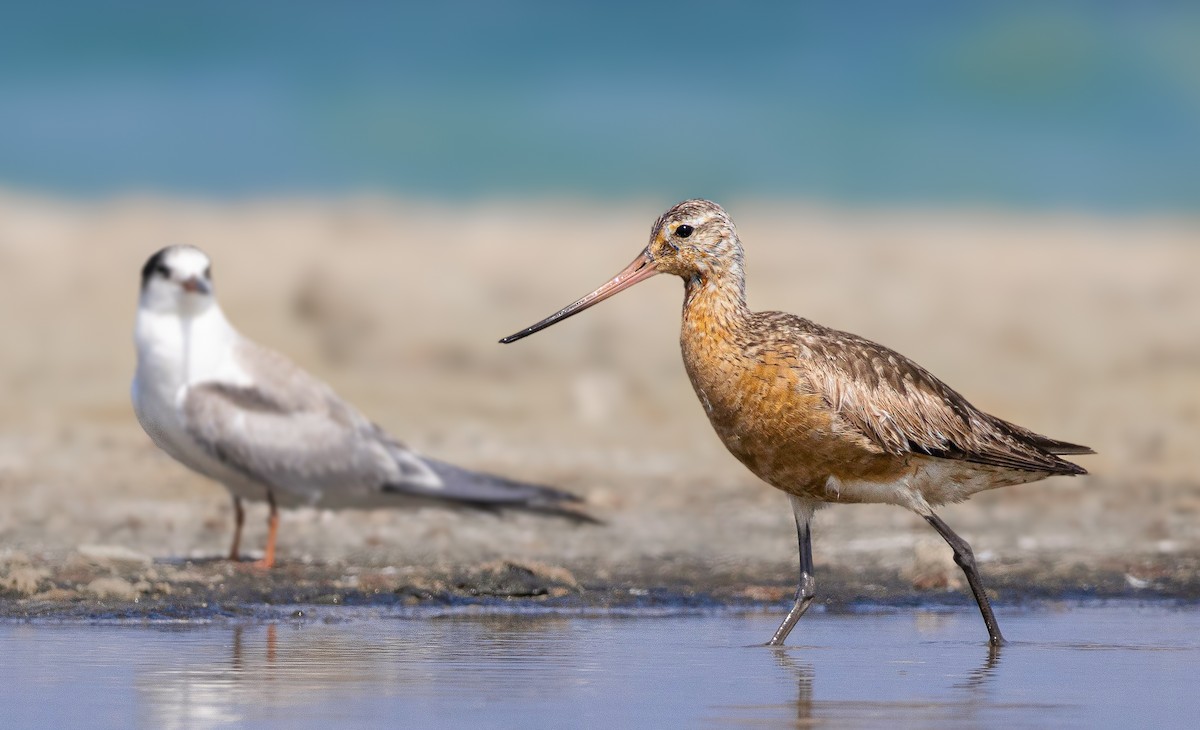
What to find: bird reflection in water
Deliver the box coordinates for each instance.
[138,623,411,726]
[741,640,1004,725]
[956,643,1003,693]
[229,624,277,673]
[770,648,816,724]
[137,616,580,727]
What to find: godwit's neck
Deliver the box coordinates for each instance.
[681,266,750,336]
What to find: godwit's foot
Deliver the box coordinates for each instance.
[924,512,1006,646]
[766,574,815,646]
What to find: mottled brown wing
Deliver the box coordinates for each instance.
[772,314,1087,476]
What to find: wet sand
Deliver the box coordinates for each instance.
[1,192,1198,614]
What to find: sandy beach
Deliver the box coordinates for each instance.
[1,192,1197,615]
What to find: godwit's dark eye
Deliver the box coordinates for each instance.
[204,266,212,280]
[156,264,170,277]
[675,224,694,238]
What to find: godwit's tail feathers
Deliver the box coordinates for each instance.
[1039,453,1088,476]
[994,420,1094,474]
[1026,436,1095,456]
[928,442,1089,476]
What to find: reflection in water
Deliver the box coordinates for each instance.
[137,615,581,728]
[140,623,384,726]
[2,605,1197,728]
[745,629,1005,726]
[770,648,815,723]
[956,643,1002,693]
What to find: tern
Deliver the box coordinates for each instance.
[133,245,589,568]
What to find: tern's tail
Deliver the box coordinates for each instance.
[386,457,600,524]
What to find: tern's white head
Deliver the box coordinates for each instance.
[139,245,216,316]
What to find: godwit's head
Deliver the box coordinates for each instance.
[645,199,743,279]
[500,199,743,343]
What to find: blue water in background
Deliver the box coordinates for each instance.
[1,2,1198,210]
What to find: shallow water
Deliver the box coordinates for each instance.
[2,603,1197,728]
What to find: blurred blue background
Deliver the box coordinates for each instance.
[1,1,1197,210]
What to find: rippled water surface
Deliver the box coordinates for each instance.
[3,603,1197,728]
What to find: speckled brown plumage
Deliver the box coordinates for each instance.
[665,200,1088,505]
[502,199,1092,647]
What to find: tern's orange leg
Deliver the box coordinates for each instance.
[228,496,245,561]
[251,492,279,569]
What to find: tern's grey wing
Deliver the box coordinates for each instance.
[388,457,581,506]
[183,340,589,514]
[181,381,441,504]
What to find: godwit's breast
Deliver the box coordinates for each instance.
[680,311,905,501]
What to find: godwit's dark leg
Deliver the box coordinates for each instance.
[768,497,816,646]
[252,491,279,569]
[924,512,1005,646]
[228,496,245,561]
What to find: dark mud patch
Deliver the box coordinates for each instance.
[3,549,1199,621]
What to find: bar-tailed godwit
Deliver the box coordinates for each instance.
[501,200,1091,646]
[134,245,590,568]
